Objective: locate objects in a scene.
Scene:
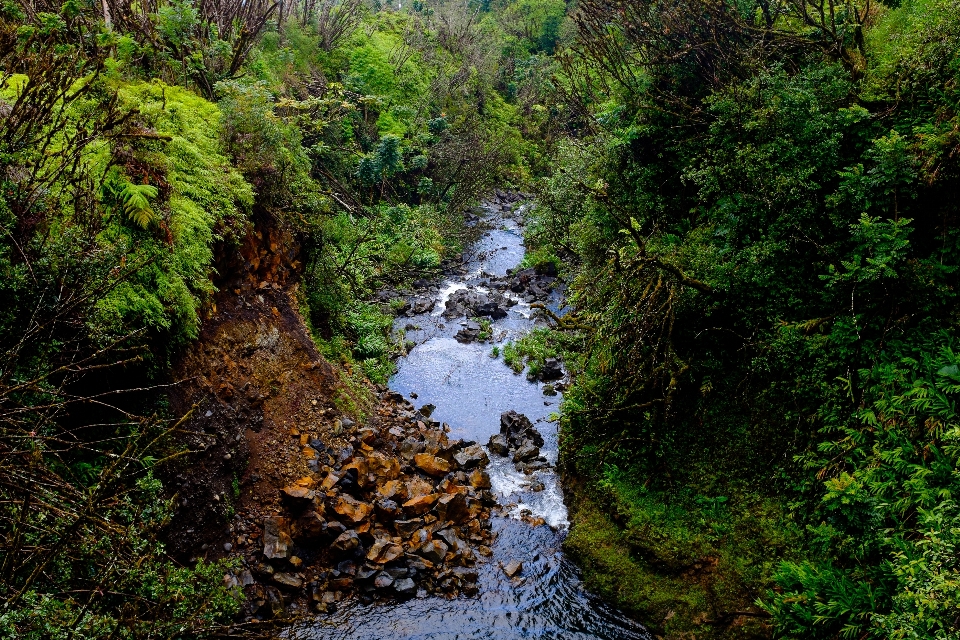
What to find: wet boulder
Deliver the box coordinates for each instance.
[454,444,489,469]
[500,410,534,435]
[374,571,395,589]
[393,577,417,598]
[537,357,563,382]
[455,321,482,343]
[414,453,451,476]
[503,560,523,577]
[487,434,509,456]
[476,301,507,319]
[512,441,540,463]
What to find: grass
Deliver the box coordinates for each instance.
[501,327,558,375]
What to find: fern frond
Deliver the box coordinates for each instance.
[120,183,159,229]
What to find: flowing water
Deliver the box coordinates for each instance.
[293,202,649,640]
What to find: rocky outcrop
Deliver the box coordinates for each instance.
[488,410,551,474]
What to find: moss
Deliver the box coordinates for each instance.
[563,465,801,639]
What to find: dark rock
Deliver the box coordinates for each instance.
[325,520,347,537]
[487,434,509,456]
[393,577,417,598]
[419,403,436,418]
[294,511,326,539]
[500,410,534,435]
[455,320,482,343]
[355,565,378,580]
[337,467,360,494]
[436,528,466,552]
[394,518,424,537]
[436,492,470,524]
[375,499,402,521]
[374,572,394,589]
[476,302,507,319]
[454,444,489,469]
[331,530,360,555]
[452,566,479,582]
[418,539,448,564]
[409,298,435,314]
[265,587,285,619]
[512,441,540,463]
[538,357,563,381]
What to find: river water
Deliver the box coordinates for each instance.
[293,202,649,640]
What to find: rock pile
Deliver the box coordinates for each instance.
[443,289,515,320]
[488,410,551,474]
[234,390,497,620]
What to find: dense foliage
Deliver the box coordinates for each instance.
[4,0,959,636]
[516,0,960,636]
[0,0,550,636]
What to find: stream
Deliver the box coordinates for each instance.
[293,201,649,640]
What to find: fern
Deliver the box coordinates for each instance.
[119,182,159,229]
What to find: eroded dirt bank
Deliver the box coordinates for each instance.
[163,217,496,622]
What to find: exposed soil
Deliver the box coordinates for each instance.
[163,216,496,622]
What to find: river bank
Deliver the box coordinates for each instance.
[290,195,649,639]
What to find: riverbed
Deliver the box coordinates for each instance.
[293,201,649,640]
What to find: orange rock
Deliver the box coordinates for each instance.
[299,433,308,446]
[303,446,317,459]
[435,492,469,523]
[342,460,369,485]
[320,472,340,490]
[406,477,434,499]
[366,539,404,564]
[403,493,438,515]
[468,469,491,490]
[368,453,401,480]
[334,495,373,523]
[414,453,451,477]
[378,479,402,500]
